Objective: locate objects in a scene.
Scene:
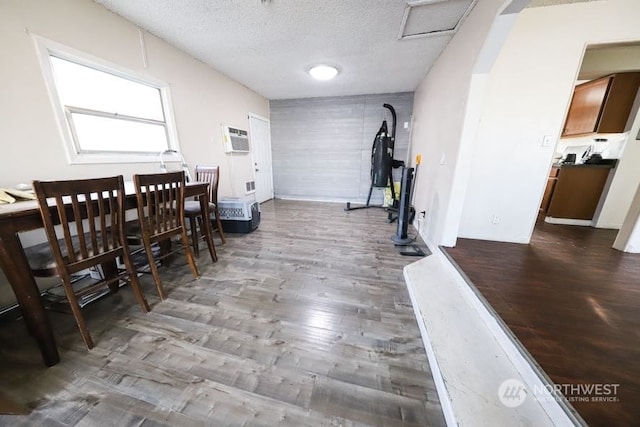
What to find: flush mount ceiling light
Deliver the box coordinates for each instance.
[308,65,339,81]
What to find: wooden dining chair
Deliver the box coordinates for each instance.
[131,170,199,300]
[31,175,150,350]
[184,165,226,258]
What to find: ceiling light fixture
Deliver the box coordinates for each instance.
[308,65,339,81]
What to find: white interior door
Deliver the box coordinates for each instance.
[248,113,274,203]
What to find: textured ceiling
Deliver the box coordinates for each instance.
[94,0,476,100]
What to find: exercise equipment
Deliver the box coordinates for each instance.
[345,103,403,211]
[159,149,192,182]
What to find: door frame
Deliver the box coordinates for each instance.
[248,113,274,203]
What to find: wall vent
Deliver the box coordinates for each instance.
[222,125,250,153]
[245,180,256,194]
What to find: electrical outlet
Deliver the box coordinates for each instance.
[492,215,500,225]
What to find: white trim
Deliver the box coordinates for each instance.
[403,266,457,427]
[31,34,181,165]
[275,195,350,204]
[276,195,388,205]
[544,217,593,226]
[248,112,269,123]
[593,222,622,230]
[248,113,275,202]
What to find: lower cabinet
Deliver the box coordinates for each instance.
[546,166,612,220]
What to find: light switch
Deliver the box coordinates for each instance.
[542,135,554,147]
[403,121,409,129]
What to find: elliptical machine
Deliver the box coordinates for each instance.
[345,103,404,212]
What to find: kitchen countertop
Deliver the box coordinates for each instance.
[553,159,617,169]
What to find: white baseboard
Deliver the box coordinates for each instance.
[544,217,592,226]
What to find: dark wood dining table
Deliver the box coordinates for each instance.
[0,180,214,367]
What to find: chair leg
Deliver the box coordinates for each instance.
[101,260,120,294]
[59,274,94,350]
[143,239,167,300]
[180,229,200,279]
[199,214,217,263]
[214,208,226,244]
[121,246,150,312]
[189,215,199,258]
[159,240,172,266]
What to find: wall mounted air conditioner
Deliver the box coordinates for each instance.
[222,125,250,153]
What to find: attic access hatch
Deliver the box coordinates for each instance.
[222,125,250,153]
[398,0,477,40]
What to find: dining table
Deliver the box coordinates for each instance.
[0,180,215,367]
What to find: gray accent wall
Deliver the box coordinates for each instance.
[270,92,414,203]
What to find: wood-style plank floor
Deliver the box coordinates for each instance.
[444,218,640,427]
[0,199,444,427]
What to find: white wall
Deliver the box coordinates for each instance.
[0,0,268,308]
[0,0,267,195]
[270,93,413,203]
[580,44,640,80]
[458,0,640,243]
[410,0,508,246]
[595,105,640,229]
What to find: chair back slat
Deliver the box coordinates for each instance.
[97,191,108,250]
[85,191,98,256]
[111,190,120,248]
[71,194,89,259]
[53,194,75,263]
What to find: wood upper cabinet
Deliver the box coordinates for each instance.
[562,72,640,137]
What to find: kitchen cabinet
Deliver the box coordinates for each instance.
[546,165,614,220]
[562,72,640,137]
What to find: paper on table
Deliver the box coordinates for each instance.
[0,188,36,204]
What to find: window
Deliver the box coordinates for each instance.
[35,37,179,164]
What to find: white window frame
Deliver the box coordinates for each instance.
[33,35,181,164]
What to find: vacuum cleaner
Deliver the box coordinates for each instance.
[392,166,416,245]
[392,156,426,256]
